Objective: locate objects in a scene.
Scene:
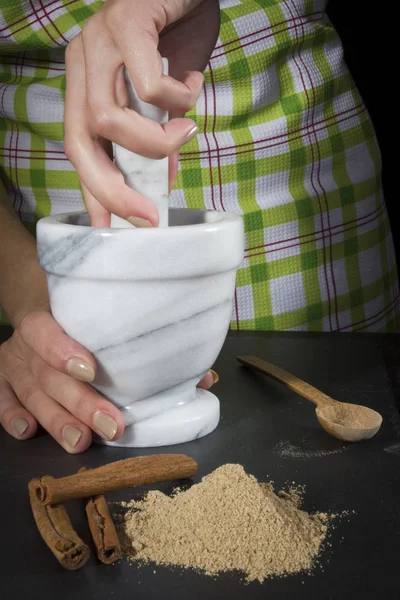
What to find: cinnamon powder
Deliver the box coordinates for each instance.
[122,464,331,582]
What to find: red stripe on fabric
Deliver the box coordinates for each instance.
[5,107,362,163]
[180,107,366,161]
[182,102,364,156]
[288,0,339,329]
[213,12,322,51]
[1,0,79,40]
[0,0,63,32]
[2,61,65,72]
[0,104,363,156]
[244,203,385,259]
[1,4,320,39]
[395,290,400,331]
[208,61,225,211]
[15,52,26,218]
[28,0,63,47]
[202,69,217,211]
[0,154,68,161]
[6,53,22,215]
[245,202,385,254]
[0,147,65,154]
[38,0,69,44]
[211,17,322,60]
[2,55,65,65]
[6,53,21,211]
[0,84,8,117]
[8,119,15,206]
[234,288,240,331]
[350,295,400,332]
[282,0,333,331]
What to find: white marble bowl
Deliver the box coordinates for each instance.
[36,209,244,447]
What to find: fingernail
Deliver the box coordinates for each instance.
[93,412,118,440]
[62,426,82,449]
[127,216,153,228]
[210,369,219,384]
[185,125,198,143]
[13,417,29,437]
[67,358,95,383]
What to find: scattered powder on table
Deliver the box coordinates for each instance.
[121,464,332,582]
[275,440,347,459]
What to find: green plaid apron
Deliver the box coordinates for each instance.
[1,0,398,332]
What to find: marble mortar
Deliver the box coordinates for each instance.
[37,208,244,447]
[36,59,244,447]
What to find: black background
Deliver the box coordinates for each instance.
[327,2,397,265]
[1,329,400,600]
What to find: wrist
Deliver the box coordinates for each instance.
[2,252,50,328]
[12,287,51,329]
[0,182,50,328]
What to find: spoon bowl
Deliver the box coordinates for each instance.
[315,403,382,442]
[237,355,383,442]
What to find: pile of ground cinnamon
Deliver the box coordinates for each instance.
[122,464,331,582]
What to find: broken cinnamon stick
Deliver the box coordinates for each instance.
[28,479,90,570]
[31,454,198,506]
[79,467,122,564]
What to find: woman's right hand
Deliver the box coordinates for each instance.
[0,310,126,453]
[0,309,218,453]
[0,140,218,455]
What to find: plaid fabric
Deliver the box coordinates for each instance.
[0,0,399,332]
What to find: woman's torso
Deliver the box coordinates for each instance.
[1,0,398,331]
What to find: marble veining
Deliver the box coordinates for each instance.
[36,59,244,448]
[111,58,169,228]
[37,208,244,447]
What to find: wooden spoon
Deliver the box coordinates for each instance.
[237,355,383,442]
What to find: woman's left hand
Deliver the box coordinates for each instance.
[64,0,220,227]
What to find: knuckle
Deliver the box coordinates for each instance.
[19,312,36,341]
[82,15,97,37]
[0,342,18,382]
[18,382,37,408]
[65,40,74,62]
[102,4,119,28]
[136,80,160,106]
[74,393,92,420]
[63,138,73,161]
[33,359,50,389]
[155,147,169,160]
[100,177,125,209]
[63,137,78,164]
[91,107,112,136]
[153,138,174,160]
[65,34,80,61]
[0,343,6,368]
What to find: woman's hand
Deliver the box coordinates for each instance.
[64,0,220,227]
[0,310,218,453]
[0,311,125,452]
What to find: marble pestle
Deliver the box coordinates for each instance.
[111,58,169,229]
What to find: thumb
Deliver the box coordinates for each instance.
[19,311,96,383]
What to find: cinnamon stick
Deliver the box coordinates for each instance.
[79,467,122,564]
[28,479,90,570]
[31,454,198,506]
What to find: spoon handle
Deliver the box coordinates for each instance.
[237,355,335,407]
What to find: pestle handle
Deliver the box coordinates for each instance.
[111,58,169,228]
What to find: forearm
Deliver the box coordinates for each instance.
[0,180,49,328]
